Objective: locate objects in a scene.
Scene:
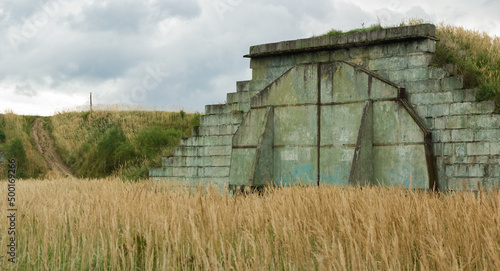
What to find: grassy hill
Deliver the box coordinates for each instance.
[0,107,200,180]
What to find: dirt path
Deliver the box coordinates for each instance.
[31,118,74,178]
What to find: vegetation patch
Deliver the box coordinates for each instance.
[321,19,500,112]
[323,23,384,36]
[50,108,197,180]
[430,24,500,111]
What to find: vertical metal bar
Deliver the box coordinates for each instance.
[316,64,321,186]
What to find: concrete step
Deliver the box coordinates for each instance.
[161,166,231,178]
[199,124,240,136]
[227,91,250,104]
[180,135,232,147]
[200,112,244,126]
[237,80,251,92]
[205,104,230,115]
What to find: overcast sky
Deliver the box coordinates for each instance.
[1,0,499,116]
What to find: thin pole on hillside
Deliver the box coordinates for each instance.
[90,92,92,118]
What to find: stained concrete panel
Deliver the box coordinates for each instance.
[373,145,429,188]
[251,64,318,107]
[321,103,364,146]
[229,148,256,186]
[232,108,268,146]
[371,77,398,100]
[319,147,354,186]
[274,106,317,146]
[373,101,424,144]
[274,147,318,186]
[332,64,369,103]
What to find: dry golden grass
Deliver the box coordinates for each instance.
[0,178,499,270]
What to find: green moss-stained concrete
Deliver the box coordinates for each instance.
[152,24,499,191]
[229,61,435,189]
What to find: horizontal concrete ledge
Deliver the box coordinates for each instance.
[245,24,437,58]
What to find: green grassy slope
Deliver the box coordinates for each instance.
[0,109,201,180]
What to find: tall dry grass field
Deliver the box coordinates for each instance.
[0,178,499,270]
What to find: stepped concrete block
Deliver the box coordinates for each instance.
[464,156,490,164]
[427,104,450,117]
[468,164,486,177]
[199,125,239,136]
[173,167,198,177]
[161,157,174,166]
[476,101,496,114]
[237,80,251,92]
[433,143,442,155]
[185,157,203,167]
[205,104,229,115]
[227,91,250,104]
[199,167,230,178]
[202,146,232,156]
[434,117,445,129]
[467,115,500,129]
[149,167,173,177]
[368,54,432,71]
[450,101,496,115]
[203,135,232,146]
[448,178,483,190]
[185,137,204,147]
[490,143,499,155]
[174,147,199,157]
[428,67,449,79]
[450,129,474,142]
[203,156,231,167]
[467,142,491,156]
[402,79,441,93]
[489,165,500,177]
[452,89,477,102]
[172,157,187,167]
[446,116,468,129]
[201,114,244,127]
[388,67,432,82]
[410,92,453,105]
[446,164,468,177]
[484,178,500,189]
[440,76,463,90]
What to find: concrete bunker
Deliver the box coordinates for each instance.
[150,24,500,191]
[229,61,437,190]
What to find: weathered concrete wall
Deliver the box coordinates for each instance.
[230,62,434,189]
[150,24,499,191]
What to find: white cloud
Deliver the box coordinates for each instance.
[0,0,498,115]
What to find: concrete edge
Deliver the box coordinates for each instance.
[245,24,437,59]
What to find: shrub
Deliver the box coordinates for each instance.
[191,113,201,127]
[5,137,28,178]
[78,127,136,178]
[135,126,185,160]
[0,129,6,143]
